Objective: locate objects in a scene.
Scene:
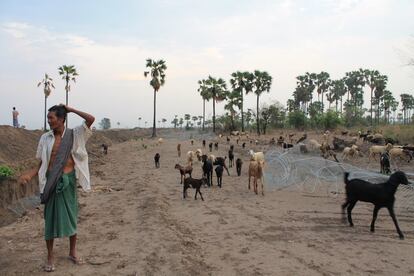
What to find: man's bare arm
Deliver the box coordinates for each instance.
[19,160,42,185]
[63,105,95,128]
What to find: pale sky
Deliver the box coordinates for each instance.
[0,0,413,129]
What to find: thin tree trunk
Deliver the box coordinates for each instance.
[241,91,244,132]
[213,96,216,133]
[202,99,205,131]
[256,94,260,135]
[152,89,157,137]
[370,88,373,126]
[321,92,324,113]
[65,84,69,128]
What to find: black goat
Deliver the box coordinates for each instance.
[101,144,108,155]
[154,153,160,168]
[201,155,213,187]
[228,150,234,168]
[183,177,207,201]
[202,140,206,148]
[282,142,294,149]
[380,152,391,174]
[236,158,243,176]
[226,136,230,144]
[215,165,224,187]
[209,142,213,152]
[214,142,219,151]
[214,157,230,176]
[342,171,409,239]
[242,142,246,149]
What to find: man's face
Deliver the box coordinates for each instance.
[47,111,64,130]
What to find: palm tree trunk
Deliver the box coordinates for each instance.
[202,99,205,131]
[256,94,260,135]
[213,97,216,133]
[65,82,69,128]
[321,92,324,113]
[241,92,244,132]
[152,89,157,137]
[44,94,47,131]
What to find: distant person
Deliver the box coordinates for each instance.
[12,107,19,128]
[19,104,95,272]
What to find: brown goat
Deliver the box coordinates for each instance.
[248,160,264,196]
[175,164,193,184]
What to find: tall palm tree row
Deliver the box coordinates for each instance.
[37,73,55,131]
[315,71,331,112]
[224,90,242,131]
[197,79,211,131]
[58,65,78,127]
[144,58,167,137]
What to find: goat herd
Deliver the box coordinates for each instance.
[151,130,412,239]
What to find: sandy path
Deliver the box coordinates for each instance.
[1,137,414,275]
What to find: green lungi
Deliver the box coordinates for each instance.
[44,171,78,240]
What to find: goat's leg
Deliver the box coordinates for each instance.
[183,186,187,199]
[341,201,349,222]
[370,206,380,232]
[198,189,204,201]
[254,177,258,195]
[347,200,357,227]
[387,206,404,239]
[194,189,198,200]
[224,165,230,176]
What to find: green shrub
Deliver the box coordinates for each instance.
[0,165,14,178]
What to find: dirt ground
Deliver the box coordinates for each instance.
[1,131,414,275]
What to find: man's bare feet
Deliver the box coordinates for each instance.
[68,255,84,265]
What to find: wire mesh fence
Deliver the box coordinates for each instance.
[263,146,414,211]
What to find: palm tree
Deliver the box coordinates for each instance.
[224,90,242,131]
[197,79,211,131]
[250,70,272,135]
[329,79,347,114]
[58,65,78,127]
[230,71,253,131]
[202,76,228,132]
[363,69,388,126]
[37,73,55,131]
[315,71,330,112]
[144,58,167,137]
[138,117,142,127]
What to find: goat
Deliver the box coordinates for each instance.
[320,143,339,162]
[157,138,164,145]
[215,165,224,187]
[226,136,230,144]
[248,160,264,195]
[201,154,213,187]
[174,164,193,184]
[242,142,246,149]
[191,139,194,145]
[342,145,361,161]
[282,142,294,149]
[183,177,207,201]
[308,139,322,151]
[213,156,230,176]
[380,152,391,174]
[228,150,234,168]
[209,142,213,152]
[177,143,181,157]
[214,142,219,151]
[101,144,108,155]
[236,158,243,176]
[248,150,265,163]
[389,148,412,164]
[202,140,206,148]
[369,143,393,162]
[154,153,160,168]
[342,171,409,239]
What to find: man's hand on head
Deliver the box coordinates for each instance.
[59,104,74,113]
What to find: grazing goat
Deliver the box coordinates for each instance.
[201,155,213,187]
[236,158,243,176]
[202,140,206,148]
[389,148,412,164]
[342,171,409,239]
[154,153,160,168]
[369,143,393,162]
[282,142,294,149]
[175,164,193,184]
[214,142,219,151]
[320,143,339,162]
[215,165,224,187]
[191,139,194,145]
[380,152,391,174]
[226,136,230,144]
[101,144,108,155]
[308,139,322,151]
[296,134,307,144]
[248,160,264,195]
[177,143,181,157]
[228,150,234,168]
[183,177,207,201]
[209,142,213,152]
[342,145,361,161]
[242,142,246,149]
[157,138,164,145]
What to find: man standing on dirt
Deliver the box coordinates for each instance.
[19,104,94,272]
[12,107,19,128]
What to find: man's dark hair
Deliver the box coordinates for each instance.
[13,107,15,110]
[48,105,67,122]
